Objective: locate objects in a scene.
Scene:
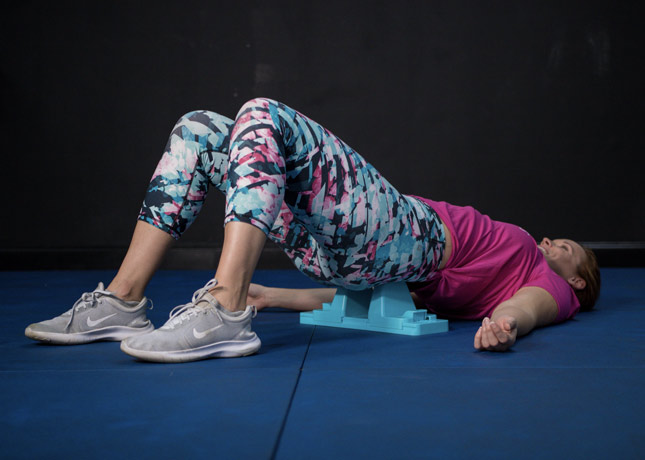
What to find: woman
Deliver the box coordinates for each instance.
[25,98,601,361]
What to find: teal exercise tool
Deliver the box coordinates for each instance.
[300,282,448,336]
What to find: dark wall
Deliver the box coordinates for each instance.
[2,1,644,262]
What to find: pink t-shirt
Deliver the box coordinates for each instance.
[409,197,580,323]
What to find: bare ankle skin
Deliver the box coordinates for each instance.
[106,279,144,302]
[208,285,247,312]
[106,220,174,303]
[210,221,267,312]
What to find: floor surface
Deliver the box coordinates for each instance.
[1,268,643,459]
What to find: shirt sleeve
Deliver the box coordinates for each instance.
[524,269,581,323]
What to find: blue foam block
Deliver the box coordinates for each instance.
[300,282,448,336]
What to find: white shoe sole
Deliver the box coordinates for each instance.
[25,323,155,345]
[120,336,262,363]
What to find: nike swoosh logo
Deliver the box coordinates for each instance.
[87,313,117,327]
[193,324,222,339]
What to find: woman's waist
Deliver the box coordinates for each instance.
[438,216,452,270]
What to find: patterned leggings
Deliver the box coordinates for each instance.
[139,98,445,289]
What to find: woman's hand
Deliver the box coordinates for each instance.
[474,316,517,352]
[474,287,558,351]
[246,283,270,310]
[245,285,335,311]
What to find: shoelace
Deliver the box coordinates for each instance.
[162,278,258,330]
[65,288,112,330]
[163,278,221,330]
[65,287,153,330]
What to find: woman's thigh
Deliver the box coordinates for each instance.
[232,99,445,288]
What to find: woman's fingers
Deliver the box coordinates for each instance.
[474,317,516,352]
[485,318,499,347]
[475,318,515,351]
[481,320,490,348]
[490,321,508,344]
[474,326,483,349]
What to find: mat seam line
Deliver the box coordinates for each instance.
[269,326,315,460]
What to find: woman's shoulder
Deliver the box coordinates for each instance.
[523,260,581,323]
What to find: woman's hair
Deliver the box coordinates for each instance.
[575,246,601,311]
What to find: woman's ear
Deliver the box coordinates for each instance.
[568,276,587,291]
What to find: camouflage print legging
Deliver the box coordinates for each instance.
[139,98,445,289]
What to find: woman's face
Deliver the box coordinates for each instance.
[538,238,587,289]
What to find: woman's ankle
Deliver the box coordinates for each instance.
[107,279,144,302]
[207,285,247,312]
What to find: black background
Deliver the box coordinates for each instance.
[2,0,643,267]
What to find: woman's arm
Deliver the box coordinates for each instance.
[474,286,559,352]
[247,283,336,311]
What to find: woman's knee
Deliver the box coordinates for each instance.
[165,110,233,158]
[173,109,231,130]
[235,97,278,119]
[162,112,204,160]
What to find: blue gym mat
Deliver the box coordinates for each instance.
[1,269,643,459]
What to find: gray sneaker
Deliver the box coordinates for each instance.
[120,278,261,363]
[25,283,154,344]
